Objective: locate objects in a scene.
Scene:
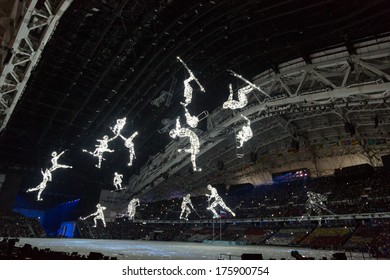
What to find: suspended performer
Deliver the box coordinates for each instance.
[177,57,205,107]
[206,184,235,218]
[49,150,72,172]
[80,203,107,227]
[169,117,201,172]
[120,131,138,166]
[82,135,114,168]
[127,198,140,220]
[180,194,195,221]
[26,169,52,201]
[236,114,253,148]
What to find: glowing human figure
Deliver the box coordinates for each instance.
[180,194,195,220]
[305,191,334,216]
[49,150,72,172]
[236,114,253,148]
[120,131,138,166]
[177,57,205,107]
[111,117,126,136]
[222,70,270,110]
[26,169,52,201]
[82,135,114,168]
[113,172,124,190]
[127,198,140,220]
[222,83,252,109]
[169,117,201,172]
[80,203,107,227]
[206,184,235,218]
[184,107,199,128]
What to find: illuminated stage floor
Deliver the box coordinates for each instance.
[15,238,370,260]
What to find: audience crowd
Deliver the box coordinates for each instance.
[1,167,390,259]
[77,168,390,258]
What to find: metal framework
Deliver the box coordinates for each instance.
[119,37,390,199]
[109,211,390,225]
[0,0,73,132]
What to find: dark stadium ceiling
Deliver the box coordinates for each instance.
[1,0,390,198]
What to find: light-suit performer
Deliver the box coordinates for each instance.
[206,184,236,218]
[111,117,126,137]
[222,83,253,110]
[26,169,52,201]
[49,150,72,172]
[120,131,138,166]
[169,117,201,172]
[177,57,205,107]
[80,204,107,227]
[82,135,114,168]
[127,198,140,220]
[222,70,270,110]
[180,194,195,220]
[113,172,124,190]
[183,107,199,128]
[236,114,253,148]
[305,191,333,216]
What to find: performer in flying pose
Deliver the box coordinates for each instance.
[169,117,201,172]
[180,194,195,220]
[120,131,138,166]
[113,172,124,190]
[183,107,200,128]
[222,70,269,110]
[222,83,253,110]
[177,57,205,107]
[206,184,236,218]
[80,204,107,227]
[26,169,52,201]
[305,191,334,216]
[110,117,127,137]
[127,198,140,220]
[82,135,114,168]
[49,150,72,172]
[236,114,253,148]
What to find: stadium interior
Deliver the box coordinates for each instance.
[1,0,390,260]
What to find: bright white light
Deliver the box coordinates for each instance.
[222,70,269,110]
[180,194,194,220]
[82,135,114,168]
[80,203,107,227]
[183,109,209,129]
[222,83,253,109]
[120,131,138,166]
[177,57,205,107]
[228,69,270,97]
[110,117,126,136]
[236,114,253,148]
[305,191,332,216]
[127,198,140,220]
[184,107,199,128]
[83,120,138,167]
[206,184,236,218]
[26,168,52,201]
[113,172,124,190]
[49,150,72,172]
[169,117,201,172]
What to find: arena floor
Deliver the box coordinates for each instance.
[14,238,370,260]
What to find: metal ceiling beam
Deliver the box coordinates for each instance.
[119,37,390,200]
[38,0,130,144]
[0,0,73,132]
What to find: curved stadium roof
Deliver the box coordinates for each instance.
[0,0,390,207]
